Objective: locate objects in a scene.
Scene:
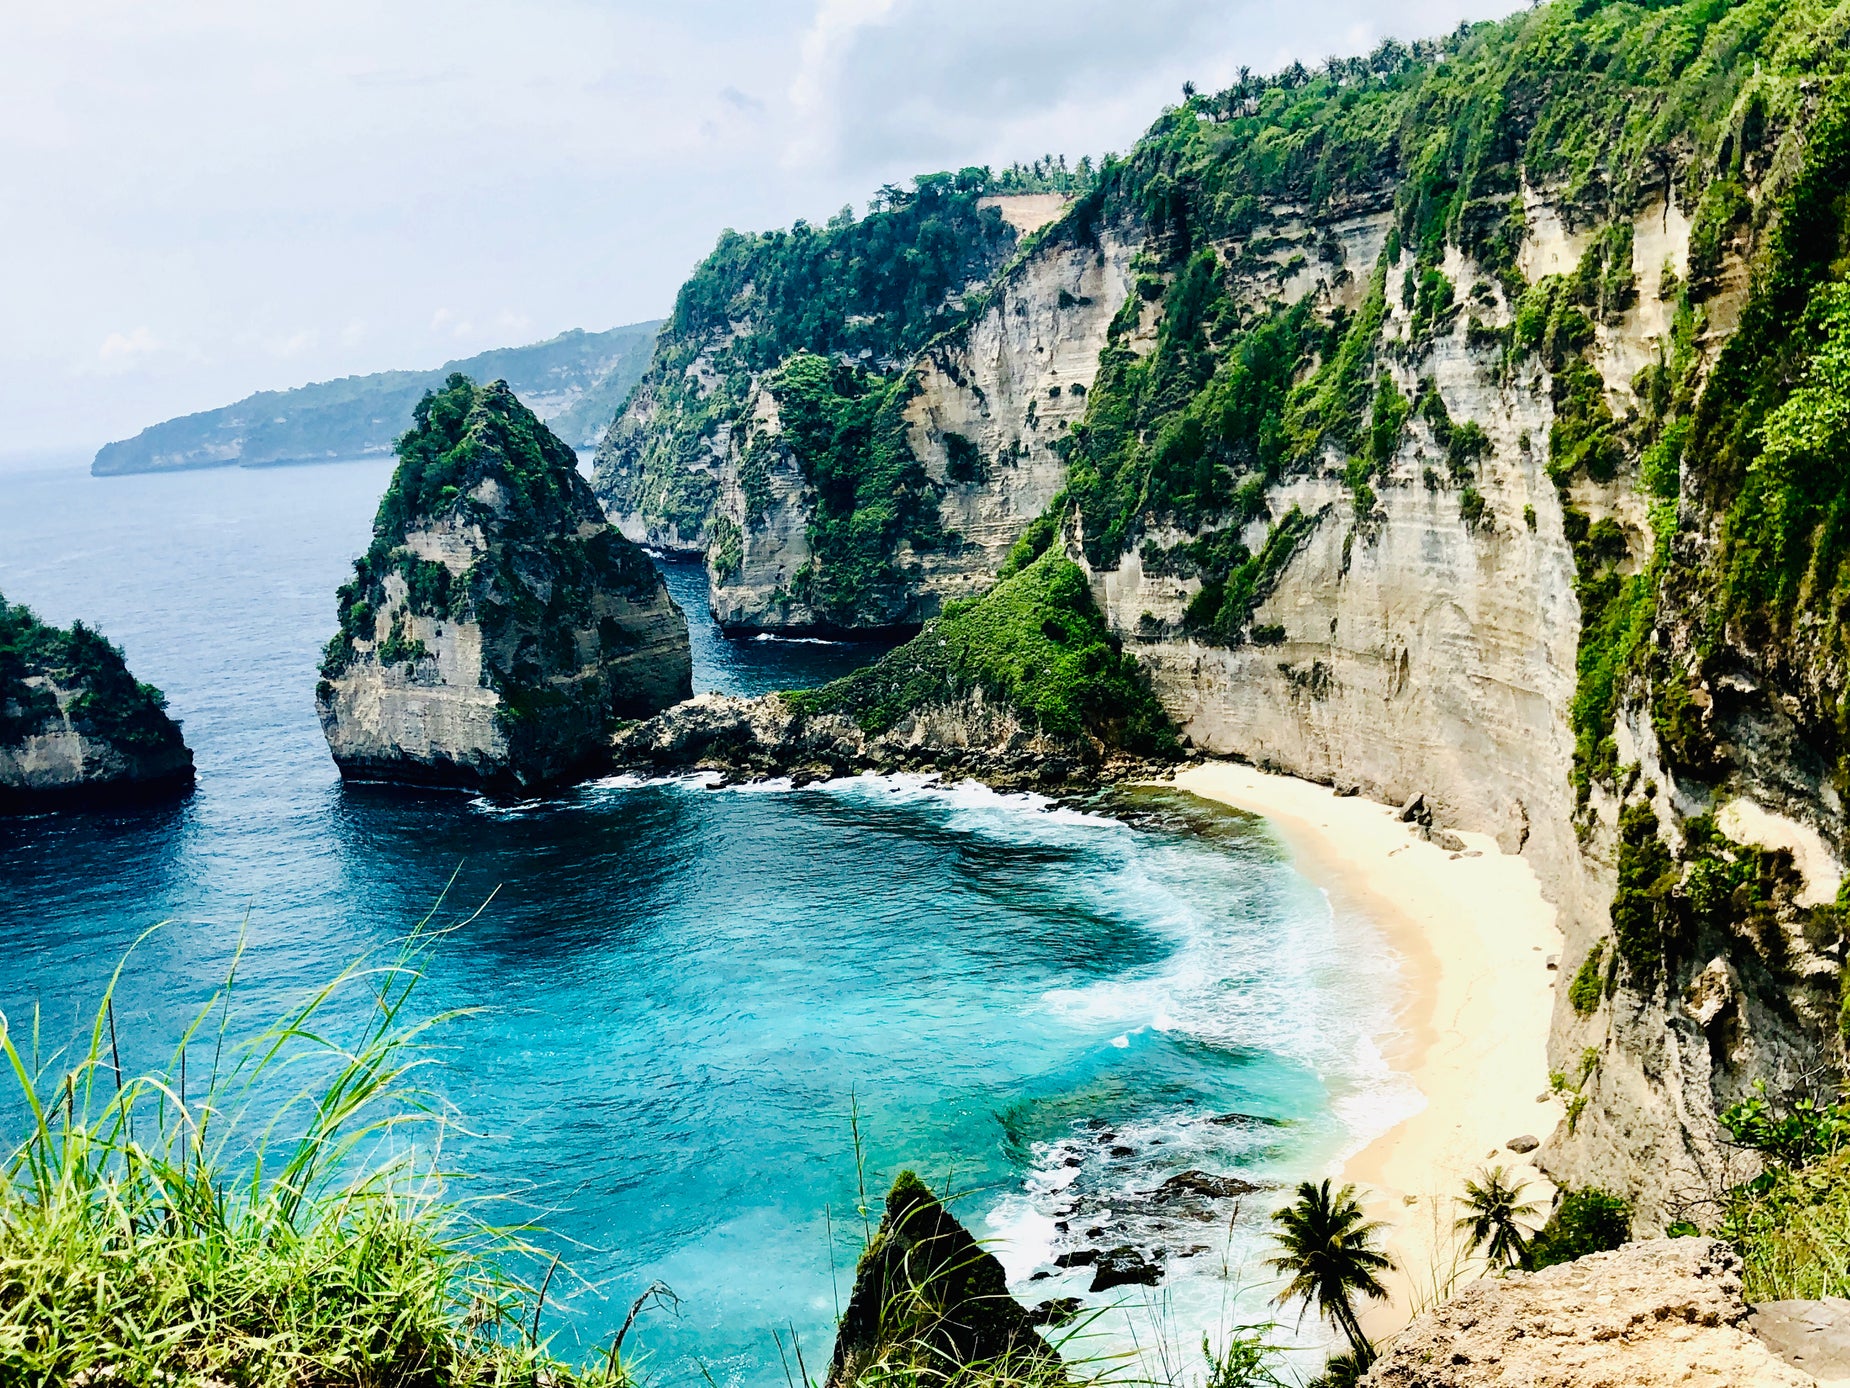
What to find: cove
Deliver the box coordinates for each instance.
[0,455,1412,1384]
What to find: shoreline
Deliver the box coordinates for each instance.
[1165,761,1562,1334]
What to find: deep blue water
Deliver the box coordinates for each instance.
[0,455,1409,1383]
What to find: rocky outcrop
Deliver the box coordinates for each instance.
[826,1171,1058,1388]
[316,375,691,793]
[613,546,1177,787]
[610,690,1140,791]
[1363,1238,1814,1386]
[0,597,193,812]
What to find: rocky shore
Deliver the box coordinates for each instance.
[609,689,1170,791]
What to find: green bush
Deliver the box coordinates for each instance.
[788,547,1178,757]
[1569,942,1607,1016]
[1525,1188,1633,1270]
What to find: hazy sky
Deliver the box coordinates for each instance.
[3,0,1522,452]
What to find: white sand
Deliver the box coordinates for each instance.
[1166,761,1563,1332]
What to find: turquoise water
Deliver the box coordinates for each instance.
[0,456,1411,1383]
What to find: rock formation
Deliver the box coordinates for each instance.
[0,595,193,811]
[826,1171,1058,1388]
[611,546,1176,787]
[316,374,691,793]
[1362,1238,1814,1387]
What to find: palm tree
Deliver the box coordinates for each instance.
[1267,1179,1395,1365]
[1455,1166,1541,1270]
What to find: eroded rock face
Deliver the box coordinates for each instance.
[0,598,193,812]
[1363,1238,1813,1387]
[316,376,691,793]
[826,1171,1057,1388]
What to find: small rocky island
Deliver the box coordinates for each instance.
[317,374,692,792]
[0,595,194,811]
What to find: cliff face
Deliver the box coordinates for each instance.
[316,375,691,793]
[697,223,1137,633]
[0,598,193,811]
[590,178,1082,632]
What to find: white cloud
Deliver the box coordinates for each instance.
[96,326,166,367]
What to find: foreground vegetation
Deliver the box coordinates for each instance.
[0,931,613,1387]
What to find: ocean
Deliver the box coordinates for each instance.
[0,454,1415,1384]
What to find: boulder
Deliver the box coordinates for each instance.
[315,375,690,792]
[1089,1246,1161,1293]
[1,596,193,812]
[826,1171,1058,1388]
[1363,1238,1814,1386]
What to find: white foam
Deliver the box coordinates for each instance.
[750,633,847,646]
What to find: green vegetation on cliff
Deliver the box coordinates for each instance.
[594,170,1021,555]
[0,595,185,757]
[789,547,1177,756]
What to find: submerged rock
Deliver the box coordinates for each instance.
[0,595,193,811]
[827,1171,1059,1388]
[1152,1169,1260,1201]
[1362,1238,1811,1386]
[316,375,691,792]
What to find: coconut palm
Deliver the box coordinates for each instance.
[1455,1166,1541,1270]
[1266,1179,1395,1365]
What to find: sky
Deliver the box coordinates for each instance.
[2,0,1525,454]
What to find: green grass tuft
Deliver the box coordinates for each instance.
[0,919,623,1388]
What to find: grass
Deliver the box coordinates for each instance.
[0,913,619,1388]
[786,546,1177,756]
[1726,1148,1850,1301]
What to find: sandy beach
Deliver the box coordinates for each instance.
[1167,760,1563,1334]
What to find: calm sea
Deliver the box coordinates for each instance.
[0,454,1413,1384]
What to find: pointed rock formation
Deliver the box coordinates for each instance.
[0,596,193,811]
[827,1171,1060,1388]
[316,374,692,792]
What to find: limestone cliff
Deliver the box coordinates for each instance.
[316,375,691,793]
[0,596,193,811]
[590,174,1107,633]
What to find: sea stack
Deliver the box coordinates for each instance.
[0,596,194,811]
[316,374,692,792]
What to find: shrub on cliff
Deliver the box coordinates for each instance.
[1523,1187,1632,1270]
[787,547,1178,757]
